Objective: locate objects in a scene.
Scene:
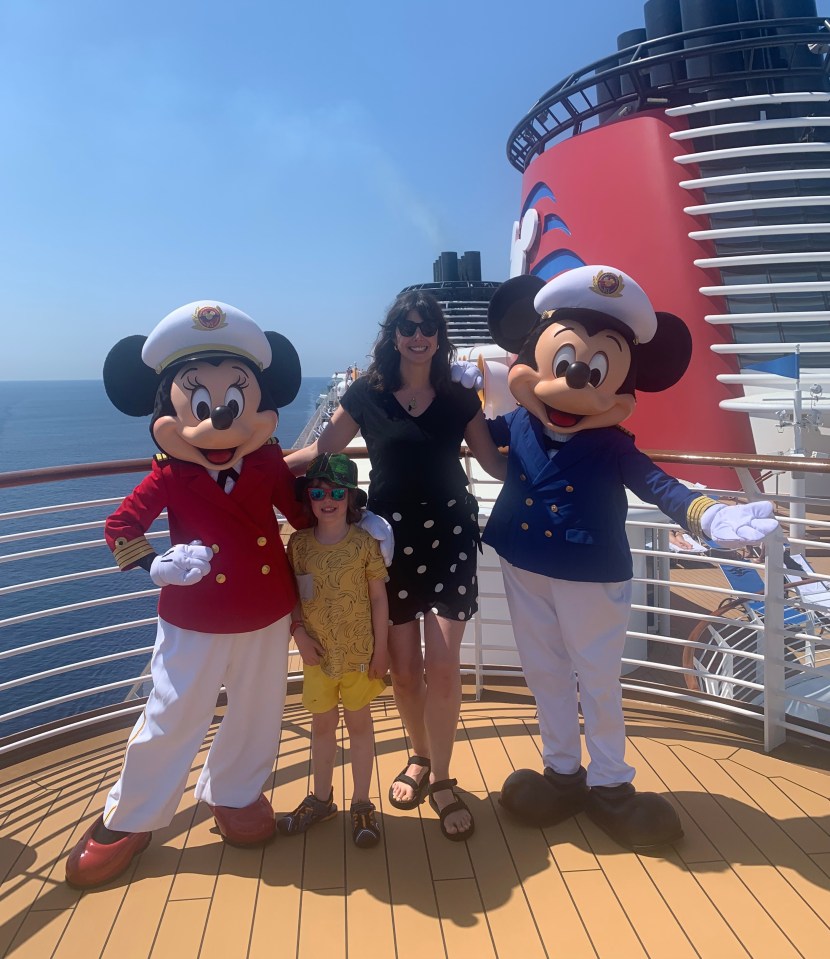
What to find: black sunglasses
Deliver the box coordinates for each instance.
[397,317,441,338]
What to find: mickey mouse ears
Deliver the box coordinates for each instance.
[488,269,692,394]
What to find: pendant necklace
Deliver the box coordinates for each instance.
[407,395,418,412]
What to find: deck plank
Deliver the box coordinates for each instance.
[2,910,72,959]
[577,816,700,959]
[200,844,265,959]
[638,851,753,959]
[98,781,204,959]
[466,793,549,959]
[298,889,346,959]
[2,694,829,959]
[1,777,103,958]
[689,864,803,959]
[434,878,494,959]
[248,714,309,959]
[492,801,598,959]
[675,744,830,957]
[563,870,648,959]
[724,757,830,854]
[149,898,210,959]
[632,737,734,864]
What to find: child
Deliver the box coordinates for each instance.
[279,453,389,847]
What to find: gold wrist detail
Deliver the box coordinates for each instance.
[686,496,719,541]
[112,535,156,570]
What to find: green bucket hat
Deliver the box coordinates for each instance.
[306,452,359,488]
[296,452,367,508]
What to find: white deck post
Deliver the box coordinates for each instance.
[763,530,787,752]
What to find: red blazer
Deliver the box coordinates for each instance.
[105,442,309,634]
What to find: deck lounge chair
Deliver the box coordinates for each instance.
[682,545,830,724]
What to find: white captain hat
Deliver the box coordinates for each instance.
[141,300,272,374]
[534,265,658,345]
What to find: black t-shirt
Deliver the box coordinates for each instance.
[341,375,482,505]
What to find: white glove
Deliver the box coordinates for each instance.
[700,501,779,549]
[451,361,483,391]
[149,540,214,586]
[357,510,395,566]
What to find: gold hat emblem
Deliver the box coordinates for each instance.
[192,305,227,331]
[590,271,624,298]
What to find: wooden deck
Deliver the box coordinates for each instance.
[1,688,829,959]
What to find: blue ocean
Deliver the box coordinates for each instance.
[0,377,330,738]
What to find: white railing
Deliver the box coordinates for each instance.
[1,452,829,756]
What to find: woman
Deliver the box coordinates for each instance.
[286,290,506,841]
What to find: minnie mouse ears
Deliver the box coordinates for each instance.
[103,301,302,416]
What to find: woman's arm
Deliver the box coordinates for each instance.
[464,409,507,481]
[283,405,360,476]
[367,577,389,680]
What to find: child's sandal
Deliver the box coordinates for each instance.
[350,800,381,848]
[428,778,475,842]
[276,788,337,836]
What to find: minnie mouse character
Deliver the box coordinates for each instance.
[483,266,778,851]
[65,301,314,888]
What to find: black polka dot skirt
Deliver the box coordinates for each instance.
[370,492,480,626]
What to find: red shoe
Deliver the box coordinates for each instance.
[65,817,151,889]
[208,793,275,846]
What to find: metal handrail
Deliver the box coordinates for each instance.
[507,17,830,171]
[2,450,829,756]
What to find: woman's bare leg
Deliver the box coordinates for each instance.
[423,613,471,835]
[388,620,429,804]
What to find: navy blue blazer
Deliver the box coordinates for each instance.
[483,409,703,583]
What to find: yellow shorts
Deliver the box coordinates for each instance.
[302,665,386,714]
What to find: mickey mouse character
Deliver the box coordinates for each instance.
[65,301,313,888]
[483,266,778,852]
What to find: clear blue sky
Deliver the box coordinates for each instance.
[2,0,829,379]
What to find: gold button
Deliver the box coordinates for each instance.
[521,523,529,530]
[520,474,527,481]
[525,498,533,506]
[257,536,267,547]
[566,486,574,492]
[545,530,552,538]
[211,544,220,554]
[115,537,127,547]
[261,565,271,575]
[550,505,558,513]
[216,573,226,584]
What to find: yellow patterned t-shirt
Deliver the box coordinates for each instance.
[287,525,388,679]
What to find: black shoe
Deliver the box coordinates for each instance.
[500,766,588,827]
[584,783,683,852]
[350,801,381,848]
[276,789,337,836]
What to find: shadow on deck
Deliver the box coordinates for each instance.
[1,689,829,958]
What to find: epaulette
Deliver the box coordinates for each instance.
[265,436,278,446]
[153,452,170,464]
[614,424,635,439]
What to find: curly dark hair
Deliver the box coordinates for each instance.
[364,289,456,393]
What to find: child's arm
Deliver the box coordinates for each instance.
[290,601,324,666]
[367,577,389,681]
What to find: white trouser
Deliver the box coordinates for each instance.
[500,559,636,788]
[104,615,290,832]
